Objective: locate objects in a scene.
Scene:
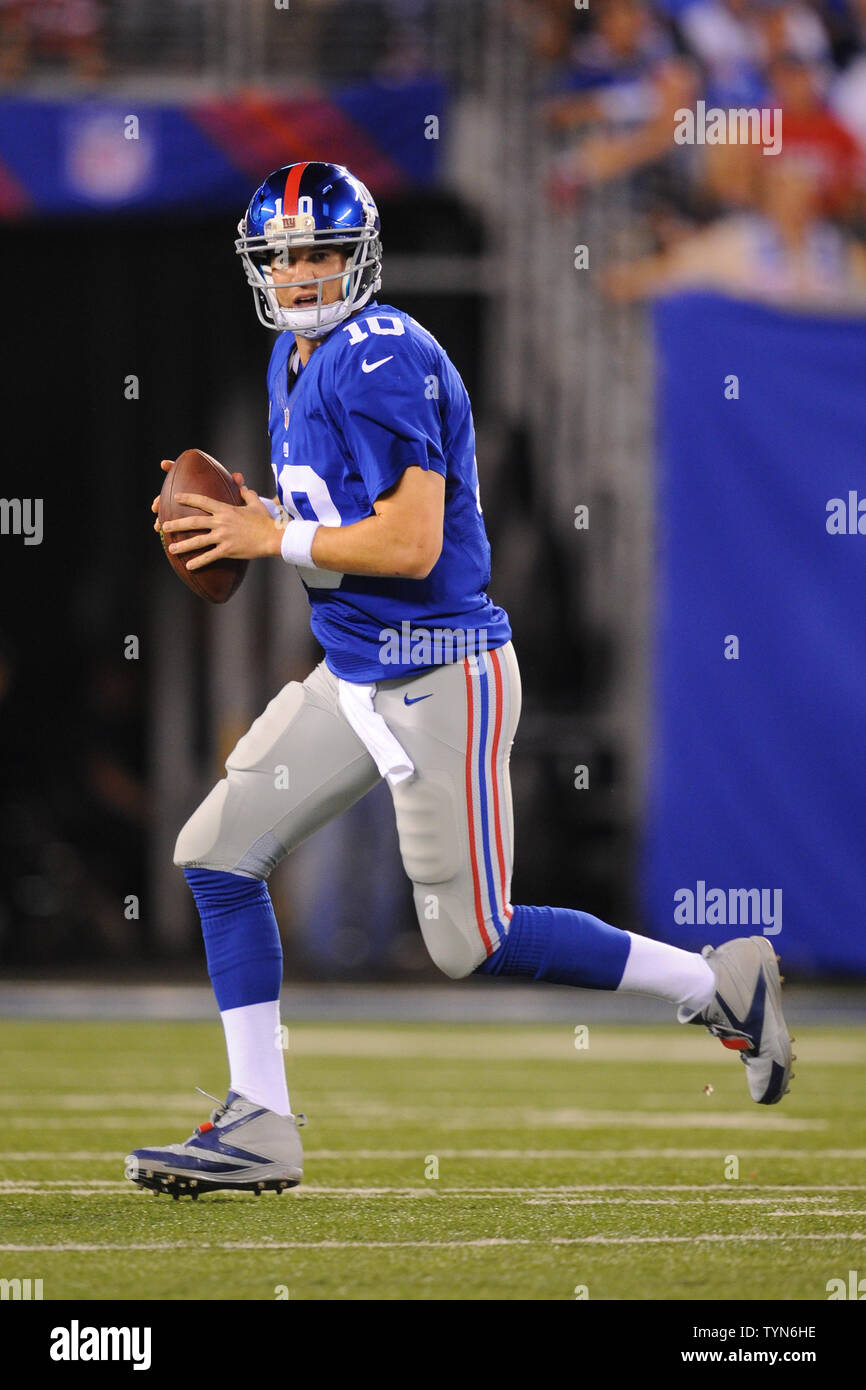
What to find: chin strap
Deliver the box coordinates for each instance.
[287,316,346,340]
[273,297,348,337]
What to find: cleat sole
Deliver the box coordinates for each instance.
[126,1169,301,1198]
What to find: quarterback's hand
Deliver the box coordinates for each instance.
[161,485,283,567]
[152,460,246,534]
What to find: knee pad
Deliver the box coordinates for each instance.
[227,682,305,772]
[173,780,231,869]
[411,885,490,980]
[392,776,461,883]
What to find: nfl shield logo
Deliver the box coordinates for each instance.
[284,408,290,429]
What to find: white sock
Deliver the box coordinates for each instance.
[219,999,291,1116]
[617,932,715,1015]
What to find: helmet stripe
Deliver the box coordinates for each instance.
[282,161,309,215]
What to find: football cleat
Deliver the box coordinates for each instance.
[678,936,794,1104]
[124,1089,304,1199]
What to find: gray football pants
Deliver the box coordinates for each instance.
[174,641,522,978]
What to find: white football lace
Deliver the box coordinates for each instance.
[195,1085,224,1108]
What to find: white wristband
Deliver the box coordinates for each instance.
[280,518,320,569]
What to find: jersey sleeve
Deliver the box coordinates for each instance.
[332,332,448,503]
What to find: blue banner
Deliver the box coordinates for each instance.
[643,292,866,975]
[0,80,447,219]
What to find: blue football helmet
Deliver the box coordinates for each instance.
[235,160,382,338]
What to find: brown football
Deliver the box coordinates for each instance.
[158,449,248,604]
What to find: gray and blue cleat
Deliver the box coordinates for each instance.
[678,935,795,1104]
[125,1089,304,1199]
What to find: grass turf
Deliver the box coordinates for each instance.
[0,1018,864,1300]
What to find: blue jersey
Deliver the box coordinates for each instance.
[266,301,511,682]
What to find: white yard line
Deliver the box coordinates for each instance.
[298,1146,844,1158]
[0,1096,209,1109]
[0,1180,126,1187]
[0,1153,127,1160]
[0,1147,864,1162]
[1,1233,865,1252]
[5,1118,190,1130]
[1,1112,829,1132]
[524,1196,866,1206]
[439,1113,827,1131]
[3,1181,866,1198]
[767,1210,866,1217]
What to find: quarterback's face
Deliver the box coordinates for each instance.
[269,246,349,309]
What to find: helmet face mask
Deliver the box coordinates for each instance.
[235,162,382,338]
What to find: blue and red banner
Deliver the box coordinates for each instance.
[0,78,447,218]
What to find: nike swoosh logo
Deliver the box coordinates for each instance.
[403,692,432,706]
[361,355,394,373]
[715,971,766,1051]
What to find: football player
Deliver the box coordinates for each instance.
[126,162,793,1199]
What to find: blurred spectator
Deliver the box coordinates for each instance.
[515,0,583,69]
[676,0,830,106]
[692,137,763,218]
[830,2,866,146]
[603,149,866,305]
[544,0,674,127]
[542,0,866,258]
[675,0,770,106]
[547,56,701,204]
[542,2,694,220]
[818,0,866,69]
[758,0,832,68]
[768,52,859,216]
[0,0,105,83]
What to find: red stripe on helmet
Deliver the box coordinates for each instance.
[282,161,309,214]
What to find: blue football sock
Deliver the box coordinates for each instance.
[474,903,630,989]
[184,868,283,1011]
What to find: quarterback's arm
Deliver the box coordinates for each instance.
[307,464,444,580]
[164,464,444,578]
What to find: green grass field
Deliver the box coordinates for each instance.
[1,1018,864,1300]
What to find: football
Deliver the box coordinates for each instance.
[158,449,248,604]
